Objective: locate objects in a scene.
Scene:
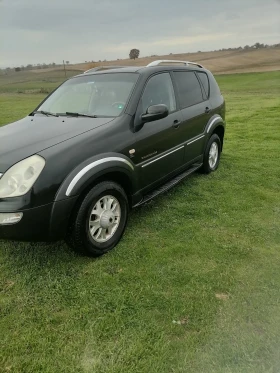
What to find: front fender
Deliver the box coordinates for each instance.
[55,153,137,201]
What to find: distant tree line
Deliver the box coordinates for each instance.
[214,42,280,52]
[1,62,69,74]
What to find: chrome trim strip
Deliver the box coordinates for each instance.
[187,135,205,145]
[142,146,184,168]
[207,116,223,133]
[66,157,134,196]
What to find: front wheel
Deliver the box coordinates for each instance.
[201,134,221,174]
[66,181,129,257]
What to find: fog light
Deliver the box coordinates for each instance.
[0,212,23,225]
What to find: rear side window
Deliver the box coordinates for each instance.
[208,72,221,96]
[174,71,203,108]
[197,72,209,98]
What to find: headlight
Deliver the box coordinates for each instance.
[0,155,45,198]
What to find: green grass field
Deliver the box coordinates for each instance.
[0,71,280,373]
[0,69,81,94]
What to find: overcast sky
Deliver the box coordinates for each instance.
[0,0,279,67]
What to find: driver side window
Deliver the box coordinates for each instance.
[141,73,176,113]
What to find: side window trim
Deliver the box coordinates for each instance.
[172,69,205,110]
[196,71,210,100]
[170,70,181,111]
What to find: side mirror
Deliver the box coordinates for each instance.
[141,104,169,123]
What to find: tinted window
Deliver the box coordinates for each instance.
[141,73,176,113]
[208,72,221,96]
[174,71,203,108]
[197,72,209,98]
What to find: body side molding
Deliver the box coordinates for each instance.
[142,146,184,168]
[187,135,205,145]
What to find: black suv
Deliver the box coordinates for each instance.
[0,60,225,256]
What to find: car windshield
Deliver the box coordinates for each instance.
[37,73,138,117]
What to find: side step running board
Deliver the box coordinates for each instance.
[134,163,202,207]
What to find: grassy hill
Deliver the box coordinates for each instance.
[0,47,279,95]
[80,47,280,74]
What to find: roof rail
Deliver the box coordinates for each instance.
[147,60,204,68]
[84,66,126,74]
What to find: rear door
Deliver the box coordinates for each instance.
[173,70,212,163]
[132,72,184,189]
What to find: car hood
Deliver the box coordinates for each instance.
[0,115,113,172]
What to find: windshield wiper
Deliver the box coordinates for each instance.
[32,110,59,117]
[63,112,98,118]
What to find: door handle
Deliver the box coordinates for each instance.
[205,107,211,114]
[172,120,181,129]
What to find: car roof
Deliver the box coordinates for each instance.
[74,64,208,79]
[85,66,143,74]
[84,66,127,73]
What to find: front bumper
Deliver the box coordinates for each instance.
[0,197,78,242]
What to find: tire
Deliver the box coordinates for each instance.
[201,134,221,174]
[66,181,129,257]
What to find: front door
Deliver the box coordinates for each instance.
[132,72,184,190]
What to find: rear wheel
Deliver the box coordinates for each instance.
[66,181,129,256]
[201,134,221,174]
